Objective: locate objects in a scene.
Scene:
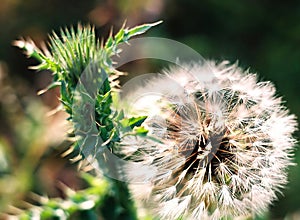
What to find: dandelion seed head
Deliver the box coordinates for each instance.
[121,61,297,219]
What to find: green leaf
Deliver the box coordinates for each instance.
[121,116,147,129]
[115,109,125,121]
[133,126,149,136]
[37,81,61,95]
[126,20,162,39]
[96,91,111,104]
[104,20,162,56]
[115,28,125,44]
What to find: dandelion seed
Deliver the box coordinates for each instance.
[121,61,297,219]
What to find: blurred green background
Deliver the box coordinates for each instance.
[0,0,299,219]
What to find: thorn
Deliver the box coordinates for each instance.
[70,154,83,163]
[57,181,75,196]
[20,200,35,209]
[77,22,83,31]
[109,26,113,37]
[141,20,163,28]
[6,205,23,215]
[28,192,49,203]
[100,38,104,48]
[46,104,63,117]
[121,19,127,29]
[81,163,94,172]
[37,88,48,96]
[61,145,75,157]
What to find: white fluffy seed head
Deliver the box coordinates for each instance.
[120,61,298,219]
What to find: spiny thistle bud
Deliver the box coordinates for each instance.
[120,61,297,219]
